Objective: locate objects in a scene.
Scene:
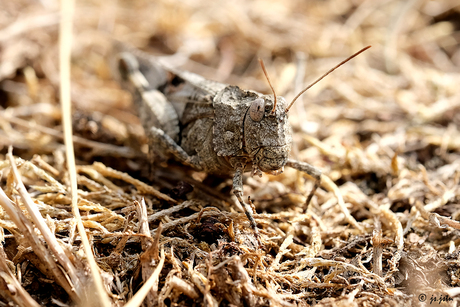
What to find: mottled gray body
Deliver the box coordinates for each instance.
[114,44,321,242]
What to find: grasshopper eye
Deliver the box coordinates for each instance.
[249,98,265,122]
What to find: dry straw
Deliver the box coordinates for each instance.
[0,0,459,306]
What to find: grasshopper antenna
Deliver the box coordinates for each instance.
[258,58,277,114]
[285,45,371,113]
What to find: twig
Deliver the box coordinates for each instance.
[0,246,41,307]
[0,12,60,43]
[7,149,79,281]
[148,200,198,223]
[1,113,138,158]
[92,162,177,203]
[59,0,110,305]
[415,200,460,230]
[169,276,199,299]
[0,186,77,301]
[125,247,166,307]
[320,174,363,233]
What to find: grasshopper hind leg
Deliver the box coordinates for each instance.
[285,159,322,211]
[148,126,203,171]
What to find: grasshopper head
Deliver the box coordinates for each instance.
[244,95,292,175]
[244,46,372,175]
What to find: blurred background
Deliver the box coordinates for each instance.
[1,0,459,159]
[1,0,459,171]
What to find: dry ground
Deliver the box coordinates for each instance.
[1,0,460,306]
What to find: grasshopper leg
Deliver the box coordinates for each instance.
[148,126,203,171]
[232,167,261,246]
[286,159,322,209]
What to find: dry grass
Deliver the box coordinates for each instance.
[1,0,460,306]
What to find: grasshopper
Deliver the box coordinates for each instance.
[115,43,370,242]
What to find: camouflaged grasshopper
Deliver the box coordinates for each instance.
[115,43,370,241]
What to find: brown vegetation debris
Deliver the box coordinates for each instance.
[1,0,460,306]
